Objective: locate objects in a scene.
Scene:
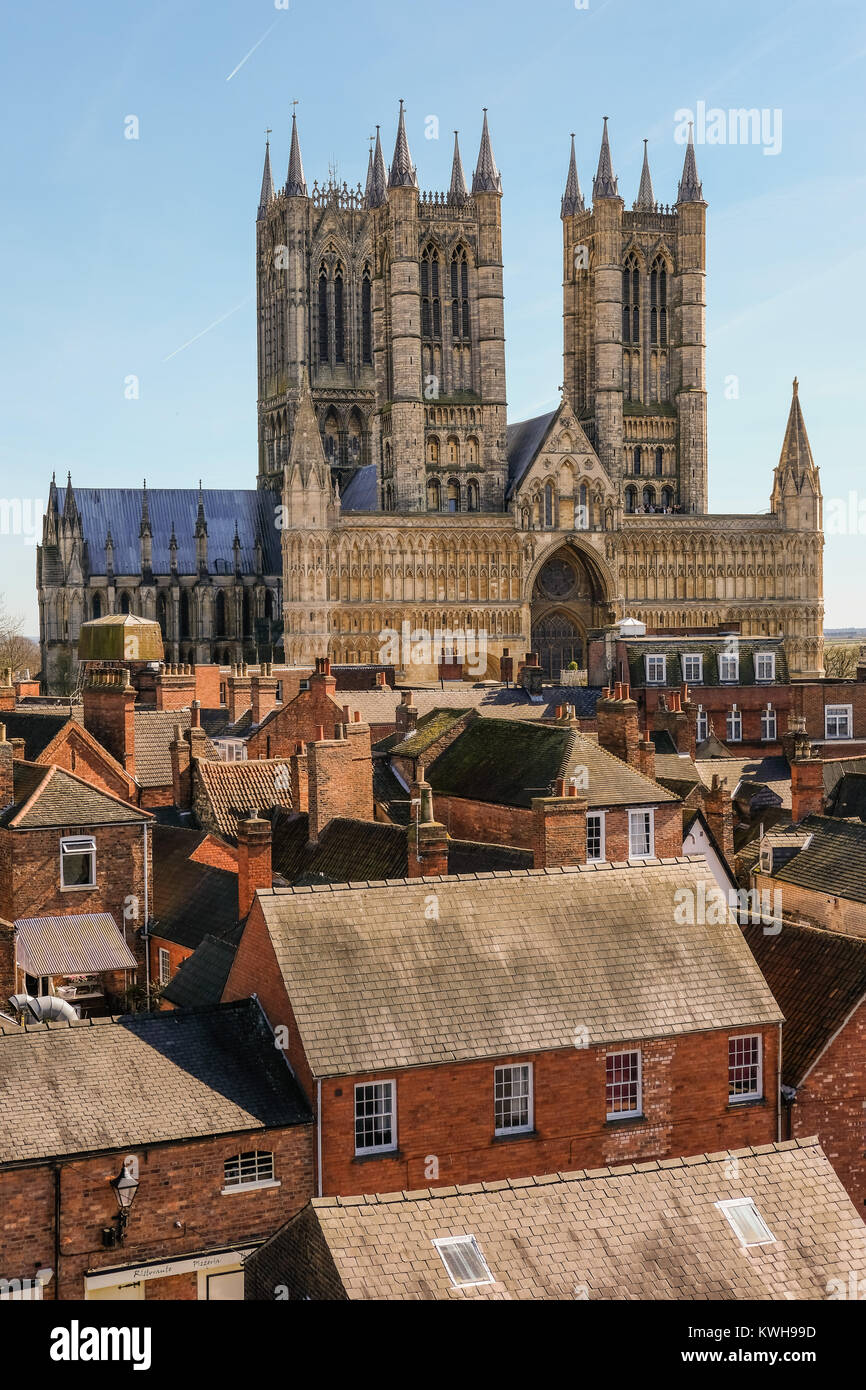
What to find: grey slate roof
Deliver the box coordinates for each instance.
[0,999,311,1163]
[134,710,219,788]
[150,825,239,950]
[161,935,240,1010]
[506,410,557,496]
[339,464,378,511]
[2,762,150,829]
[65,487,281,577]
[256,858,782,1077]
[248,1139,865,1301]
[769,814,866,905]
[0,711,71,760]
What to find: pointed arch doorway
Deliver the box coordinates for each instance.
[529,543,615,681]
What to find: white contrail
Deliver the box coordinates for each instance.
[163,297,251,361]
[226,21,278,82]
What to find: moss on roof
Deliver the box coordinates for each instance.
[427,719,576,808]
[387,708,471,759]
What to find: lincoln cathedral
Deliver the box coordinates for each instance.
[38,105,824,687]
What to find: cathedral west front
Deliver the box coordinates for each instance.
[38,104,824,688]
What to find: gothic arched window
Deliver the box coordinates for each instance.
[91,593,102,620]
[334,265,345,363]
[180,590,191,639]
[427,477,441,511]
[447,478,460,513]
[633,446,642,475]
[156,591,167,636]
[655,446,664,476]
[119,591,131,615]
[467,479,479,512]
[215,589,226,636]
[361,266,372,364]
[544,481,554,528]
[242,588,252,638]
[451,247,470,340]
[661,486,673,510]
[625,486,637,514]
[623,253,639,343]
[427,436,440,465]
[318,265,329,363]
[642,486,655,510]
[421,246,441,342]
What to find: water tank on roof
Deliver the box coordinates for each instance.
[77,613,164,662]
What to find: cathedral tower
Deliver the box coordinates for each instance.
[562,120,708,514]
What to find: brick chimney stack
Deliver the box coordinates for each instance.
[236,810,273,919]
[531,780,588,868]
[395,691,419,736]
[781,714,811,766]
[784,720,824,823]
[0,723,13,814]
[0,668,14,713]
[155,663,196,712]
[170,724,192,810]
[408,775,449,877]
[307,718,373,843]
[227,664,253,724]
[703,773,734,864]
[596,683,641,769]
[83,669,136,775]
[290,742,309,813]
[251,664,280,725]
[520,652,543,697]
[653,688,692,757]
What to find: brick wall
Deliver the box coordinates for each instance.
[307,724,373,841]
[432,793,682,860]
[0,1125,314,1299]
[0,821,151,973]
[788,1001,866,1213]
[792,680,866,746]
[82,675,136,774]
[315,1026,779,1195]
[644,685,794,753]
[245,1205,346,1301]
[246,668,346,760]
[41,728,135,804]
[752,870,866,939]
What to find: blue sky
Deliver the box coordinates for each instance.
[1,0,864,633]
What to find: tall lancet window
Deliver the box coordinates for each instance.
[650,256,668,346]
[334,264,345,363]
[361,265,373,364]
[421,246,441,341]
[318,265,329,363]
[622,253,639,343]
[451,248,470,340]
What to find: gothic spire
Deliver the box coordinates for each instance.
[288,367,329,486]
[64,470,76,518]
[449,131,469,203]
[286,110,307,197]
[388,100,417,188]
[195,482,207,536]
[592,117,618,200]
[363,139,374,204]
[369,126,388,207]
[561,133,584,217]
[472,109,501,194]
[634,139,655,210]
[258,134,275,220]
[139,480,152,537]
[777,377,817,483]
[677,122,703,203]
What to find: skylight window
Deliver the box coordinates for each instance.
[716,1198,776,1247]
[433,1235,495,1288]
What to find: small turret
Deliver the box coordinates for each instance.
[449,131,469,203]
[771,378,822,530]
[634,139,655,210]
[472,109,501,194]
[592,116,618,201]
[368,126,388,207]
[388,100,417,188]
[194,483,209,575]
[258,134,275,220]
[139,480,152,577]
[285,110,307,197]
[561,133,584,218]
[677,122,703,204]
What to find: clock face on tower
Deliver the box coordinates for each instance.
[537,556,577,600]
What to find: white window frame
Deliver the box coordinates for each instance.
[682,654,703,684]
[715,1198,776,1248]
[719,652,739,683]
[754,652,776,682]
[644,655,666,685]
[760,705,777,742]
[628,808,655,859]
[60,836,96,890]
[605,1049,643,1120]
[354,1080,397,1156]
[726,706,742,743]
[585,811,606,862]
[158,948,171,986]
[696,707,709,743]
[221,1150,279,1194]
[825,704,853,741]
[432,1236,495,1288]
[728,1033,763,1102]
[493,1063,534,1136]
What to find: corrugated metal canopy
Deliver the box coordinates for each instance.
[15,914,138,976]
[69,487,282,576]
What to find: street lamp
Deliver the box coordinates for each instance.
[110,1156,140,1242]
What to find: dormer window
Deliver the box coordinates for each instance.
[719,652,739,682]
[682,654,703,684]
[755,652,776,682]
[645,655,666,684]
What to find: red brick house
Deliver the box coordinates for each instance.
[1,711,137,803]
[0,1000,313,1300]
[0,726,153,1009]
[223,858,782,1197]
[743,920,866,1214]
